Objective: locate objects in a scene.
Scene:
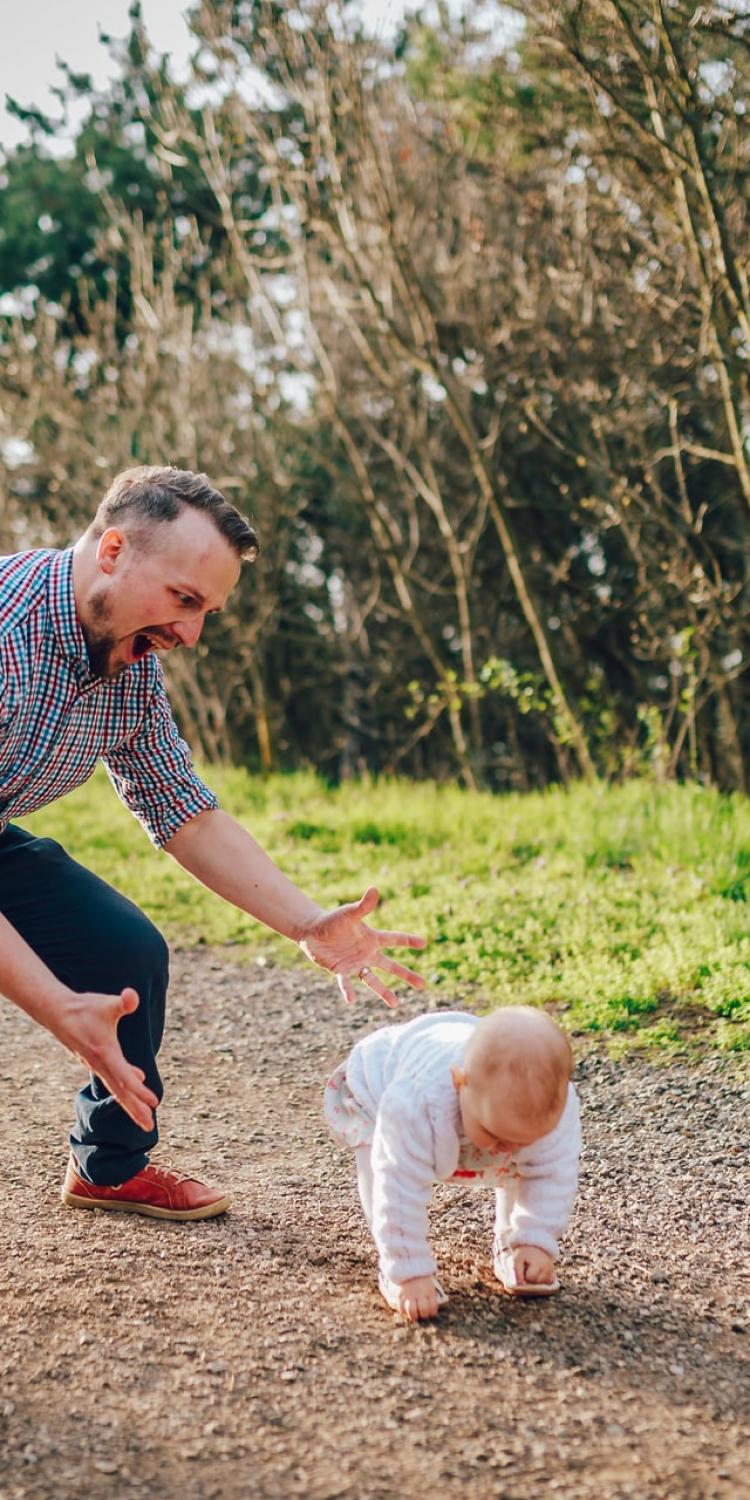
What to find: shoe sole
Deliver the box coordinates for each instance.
[61,1190,231,1222]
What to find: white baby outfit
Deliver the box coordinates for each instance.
[324,1011,581,1286]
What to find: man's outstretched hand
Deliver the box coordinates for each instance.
[298,886,425,1007]
[53,987,157,1132]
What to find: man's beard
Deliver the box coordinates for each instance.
[81,590,120,679]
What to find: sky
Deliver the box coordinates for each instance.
[0,0,418,152]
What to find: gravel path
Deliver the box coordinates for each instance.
[0,948,748,1500]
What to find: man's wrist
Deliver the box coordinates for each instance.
[22,977,76,1034]
[293,906,328,947]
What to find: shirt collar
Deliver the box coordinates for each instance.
[48,548,91,672]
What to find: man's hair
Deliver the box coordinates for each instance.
[91,465,260,561]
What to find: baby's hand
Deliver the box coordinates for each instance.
[512,1245,556,1286]
[394,1275,441,1322]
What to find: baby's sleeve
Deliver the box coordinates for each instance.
[370,1084,437,1283]
[504,1084,582,1258]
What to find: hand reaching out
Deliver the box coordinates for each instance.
[298,886,425,1007]
[52,986,158,1133]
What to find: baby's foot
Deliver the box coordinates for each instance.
[494,1247,560,1298]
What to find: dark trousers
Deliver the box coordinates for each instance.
[0,824,169,1185]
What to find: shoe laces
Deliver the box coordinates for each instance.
[147,1158,193,1185]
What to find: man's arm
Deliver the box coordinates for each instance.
[0,912,158,1131]
[164,808,425,1007]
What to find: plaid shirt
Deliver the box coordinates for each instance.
[0,547,218,847]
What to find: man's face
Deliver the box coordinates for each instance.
[81,508,242,679]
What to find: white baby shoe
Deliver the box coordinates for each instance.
[494,1247,560,1297]
[378,1272,449,1315]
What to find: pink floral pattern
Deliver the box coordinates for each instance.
[325,1060,522,1186]
[324,1061,373,1149]
[452,1137,521,1186]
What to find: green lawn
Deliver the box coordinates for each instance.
[18,767,750,1055]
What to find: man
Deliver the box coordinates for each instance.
[0,465,425,1221]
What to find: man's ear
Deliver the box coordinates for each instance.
[450,1065,467,1092]
[96,527,125,575]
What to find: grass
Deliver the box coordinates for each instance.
[17,767,750,1057]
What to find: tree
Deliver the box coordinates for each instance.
[3,0,749,788]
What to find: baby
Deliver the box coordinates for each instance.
[324,1005,581,1321]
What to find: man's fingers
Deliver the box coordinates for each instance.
[359,970,399,1010]
[118,986,140,1017]
[119,1097,155,1133]
[376,956,425,989]
[110,1061,157,1109]
[104,1052,157,1131]
[354,886,380,919]
[108,1081,154,1133]
[336,973,357,1006]
[370,928,426,951]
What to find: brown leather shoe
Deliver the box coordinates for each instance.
[61,1157,231,1221]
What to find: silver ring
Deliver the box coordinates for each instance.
[358,966,372,979]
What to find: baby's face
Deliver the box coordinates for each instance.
[457,1080,563,1155]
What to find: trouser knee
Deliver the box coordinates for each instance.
[72,915,169,1181]
[112,917,169,1078]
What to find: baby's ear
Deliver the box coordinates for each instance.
[450,1065,467,1091]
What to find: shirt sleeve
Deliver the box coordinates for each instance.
[503,1084,582,1258]
[370,1085,437,1284]
[0,642,12,724]
[102,669,218,848]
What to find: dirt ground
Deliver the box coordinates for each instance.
[0,947,748,1500]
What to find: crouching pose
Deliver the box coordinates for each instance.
[324,1006,581,1321]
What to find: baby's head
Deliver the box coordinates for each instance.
[451,1006,572,1153]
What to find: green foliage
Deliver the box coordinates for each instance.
[0,6,271,333]
[3,0,750,793]
[17,768,750,1056]
[402,6,567,165]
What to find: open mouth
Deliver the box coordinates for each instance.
[132,630,175,659]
